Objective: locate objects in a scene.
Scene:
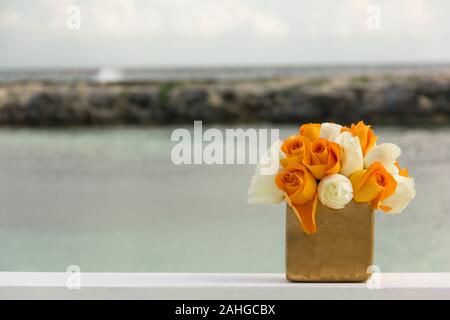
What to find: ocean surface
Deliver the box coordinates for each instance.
[0,125,449,273]
[1,64,450,83]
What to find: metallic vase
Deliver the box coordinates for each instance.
[286,201,374,282]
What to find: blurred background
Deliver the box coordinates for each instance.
[0,0,449,272]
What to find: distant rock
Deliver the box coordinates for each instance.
[0,74,449,126]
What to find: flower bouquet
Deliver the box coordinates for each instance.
[248,122,415,282]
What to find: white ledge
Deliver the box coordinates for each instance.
[0,272,449,300]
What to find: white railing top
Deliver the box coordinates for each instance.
[1,272,449,300]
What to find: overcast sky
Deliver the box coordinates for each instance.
[0,0,449,68]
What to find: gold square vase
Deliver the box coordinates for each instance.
[286,201,374,282]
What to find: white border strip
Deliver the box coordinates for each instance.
[0,273,449,300]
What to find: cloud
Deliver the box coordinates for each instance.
[84,0,161,36]
[0,0,288,38]
[165,0,289,38]
[0,7,21,27]
[0,0,449,67]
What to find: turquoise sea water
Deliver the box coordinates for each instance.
[0,126,449,272]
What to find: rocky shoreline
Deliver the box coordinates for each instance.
[0,73,449,126]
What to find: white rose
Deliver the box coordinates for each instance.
[318,174,353,209]
[248,140,284,204]
[381,175,416,213]
[336,131,364,177]
[320,123,342,141]
[364,143,401,175]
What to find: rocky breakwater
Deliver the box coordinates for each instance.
[0,73,449,126]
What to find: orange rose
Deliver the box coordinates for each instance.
[299,123,320,141]
[349,162,398,210]
[280,135,311,167]
[395,161,409,177]
[342,121,377,155]
[303,138,342,179]
[275,164,318,235]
